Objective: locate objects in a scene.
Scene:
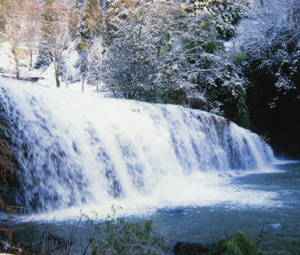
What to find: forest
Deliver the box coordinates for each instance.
[0,0,299,157]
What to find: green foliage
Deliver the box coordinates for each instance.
[39,0,58,65]
[0,14,5,32]
[211,231,260,255]
[178,12,220,56]
[84,206,167,255]
[236,92,251,129]
[256,225,267,249]
[232,52,247,65]
[185,52,249,123]
[183,0,248,40]
[86,0,100,10]
[42,0,58,24]
[205,41,218,53]
[79,0,104,42]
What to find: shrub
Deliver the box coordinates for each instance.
[84,206,167,255]
[232,53,247,65]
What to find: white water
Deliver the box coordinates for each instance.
[0,78,278,220]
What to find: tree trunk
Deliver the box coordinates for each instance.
[82,73,87,93]
[29,47,33,69]
[55,75,60,88]
[54,63,60,88]
[12,49,20,80]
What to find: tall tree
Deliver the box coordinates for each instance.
[22,0,42,69]
[101,0,180,101]
[39,0,76,87]
[76,0,105,92]
[1,0,24,79]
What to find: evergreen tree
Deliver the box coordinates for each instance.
[87,38,103,92]
[75,0,105,91]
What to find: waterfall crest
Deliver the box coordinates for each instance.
[0,78,274,213]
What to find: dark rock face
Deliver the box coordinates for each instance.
[243,29,300,159]
[0,123,23,210]
[166,86,208,111]
[174,242,209,255]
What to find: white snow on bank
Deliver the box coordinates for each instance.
[0,41,108,96]
[0,241,22,254]
[0,42,16,75]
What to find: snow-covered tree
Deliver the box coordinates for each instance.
[22,0,42,69]
[181,0,249,39]
[0,0,25,79]
[157,1,251,126]
[86,37,103,92]
[228,0,300,155]
[39,0,76,87]
[101,0,180,101]
[74,0,105,91]
[0,0,43,75]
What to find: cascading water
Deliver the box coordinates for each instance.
[0,77,276,219]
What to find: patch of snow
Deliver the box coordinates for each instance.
[0,241,22,254]
[0,41,111,98]
[0,42,15,75]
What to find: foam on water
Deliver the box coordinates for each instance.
[0,78,279,220]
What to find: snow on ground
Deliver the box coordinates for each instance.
[0,41,109,97]
[0,42,16,75]
[0,241,22,254]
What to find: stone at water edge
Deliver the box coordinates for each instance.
[173,231,260,255]
[174,241,209,255]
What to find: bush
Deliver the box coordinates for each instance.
[215,231,259,255]
[84,206,167,255]
[232,53,247,65]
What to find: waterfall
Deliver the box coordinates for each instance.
[0,78,275,216]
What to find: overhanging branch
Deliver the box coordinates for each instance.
[188,67,225,73]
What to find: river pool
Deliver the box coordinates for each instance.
[2,161,300,254]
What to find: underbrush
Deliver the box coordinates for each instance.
[0,206,168,255]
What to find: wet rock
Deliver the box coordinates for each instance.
[174,241,209,255]
[174,231,259,255]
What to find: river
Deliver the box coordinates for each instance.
[4,161,298,254]
[152,161,300,254]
